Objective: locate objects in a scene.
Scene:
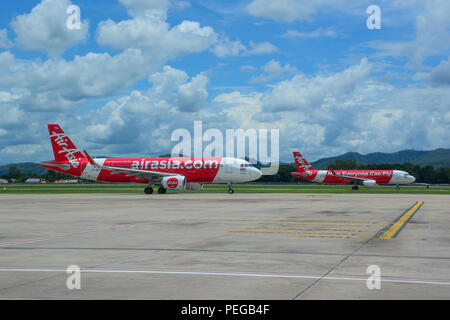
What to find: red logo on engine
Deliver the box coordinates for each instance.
[167,177,178,188]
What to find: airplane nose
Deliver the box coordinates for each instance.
[409,175,416,183]
[252,168,262,180]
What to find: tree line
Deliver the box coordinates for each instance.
[2,165,78,183]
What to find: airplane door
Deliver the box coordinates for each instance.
[314,170,326,183]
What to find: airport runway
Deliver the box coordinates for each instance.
[0,193,449,299]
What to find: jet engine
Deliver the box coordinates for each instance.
[362,180,377,188]
[161,176,186,190]
[186,182,203,190]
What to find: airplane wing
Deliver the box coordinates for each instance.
[84,150,179,182]
[329,168,374,185]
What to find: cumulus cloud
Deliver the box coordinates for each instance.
[148,66,210,112]
[0,49,153,110]
[119,0,171,18]
[1,0,449,165]
[243,58,450,158]
[0,0,219,163]
[246,0,319,22]
[10,0,89,56]
[367,0,450,67]
[177,73,210,112]
[72,69,222,157]
[0,0,220,116]
[281,27,338,38]
[212,67,450,161]
[211,38,246,58]
[251,59,298,83]
[211,38,277,58]
[260,58,372,112]
[430,57,450,86]
[0,29,13,48]
[97,17,217,59]
[245,0,369,22]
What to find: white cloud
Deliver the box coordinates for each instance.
[10,0,89,56]
[367,0,450,67]
[0,29,13,48]
[245,0,369,22]
[1,0,449,165]
[251,59,298,83]
[244,58,450,157]
[430,57,450,86]
[0,0,220,163]
[281,28,338,38]
[119,0,171,18]
[211,38,277,58]
[177,73,210,112]
[0,49,154,110]
[260,58,372,112]
[244,41,278,56]
[97,17,217,60]
[211,38,246,58]
[246,0,319,22]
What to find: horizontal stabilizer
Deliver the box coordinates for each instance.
[34,162,71,171]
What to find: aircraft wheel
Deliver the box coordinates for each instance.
[144,187,153,194]
[352,185,358,190]
[227,182,234,194]
[158,187,166,194]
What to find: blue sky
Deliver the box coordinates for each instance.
[0,0,449,165]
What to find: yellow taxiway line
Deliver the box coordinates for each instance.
[379,201,424,239]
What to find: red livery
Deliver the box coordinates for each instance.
[37,124,262,194]
[291,151,415,190]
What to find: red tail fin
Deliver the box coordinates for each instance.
[48,124,85,162]
[293,151,316,176]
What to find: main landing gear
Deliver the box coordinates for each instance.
[227,182,234,194]
[158,187,166,194]
[351,184,359,191]
[144,185,167,194]
[144,186,153,194]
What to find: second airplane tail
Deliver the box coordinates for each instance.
[293,151,317,176]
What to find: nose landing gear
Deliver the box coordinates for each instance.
[227,182,234,194]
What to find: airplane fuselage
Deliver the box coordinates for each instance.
[291,169,415,185]
[290,151,416,188]
[44,156,261,184]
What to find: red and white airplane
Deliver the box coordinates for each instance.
[291,151,415,190]
[37,124,262,194]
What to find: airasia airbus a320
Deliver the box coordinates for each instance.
[37,124,262,194]
[291,151,415,190]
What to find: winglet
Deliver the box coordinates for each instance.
[84,150,96,166]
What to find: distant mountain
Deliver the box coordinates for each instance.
[0,162,48,176]
[310,148,450,169]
